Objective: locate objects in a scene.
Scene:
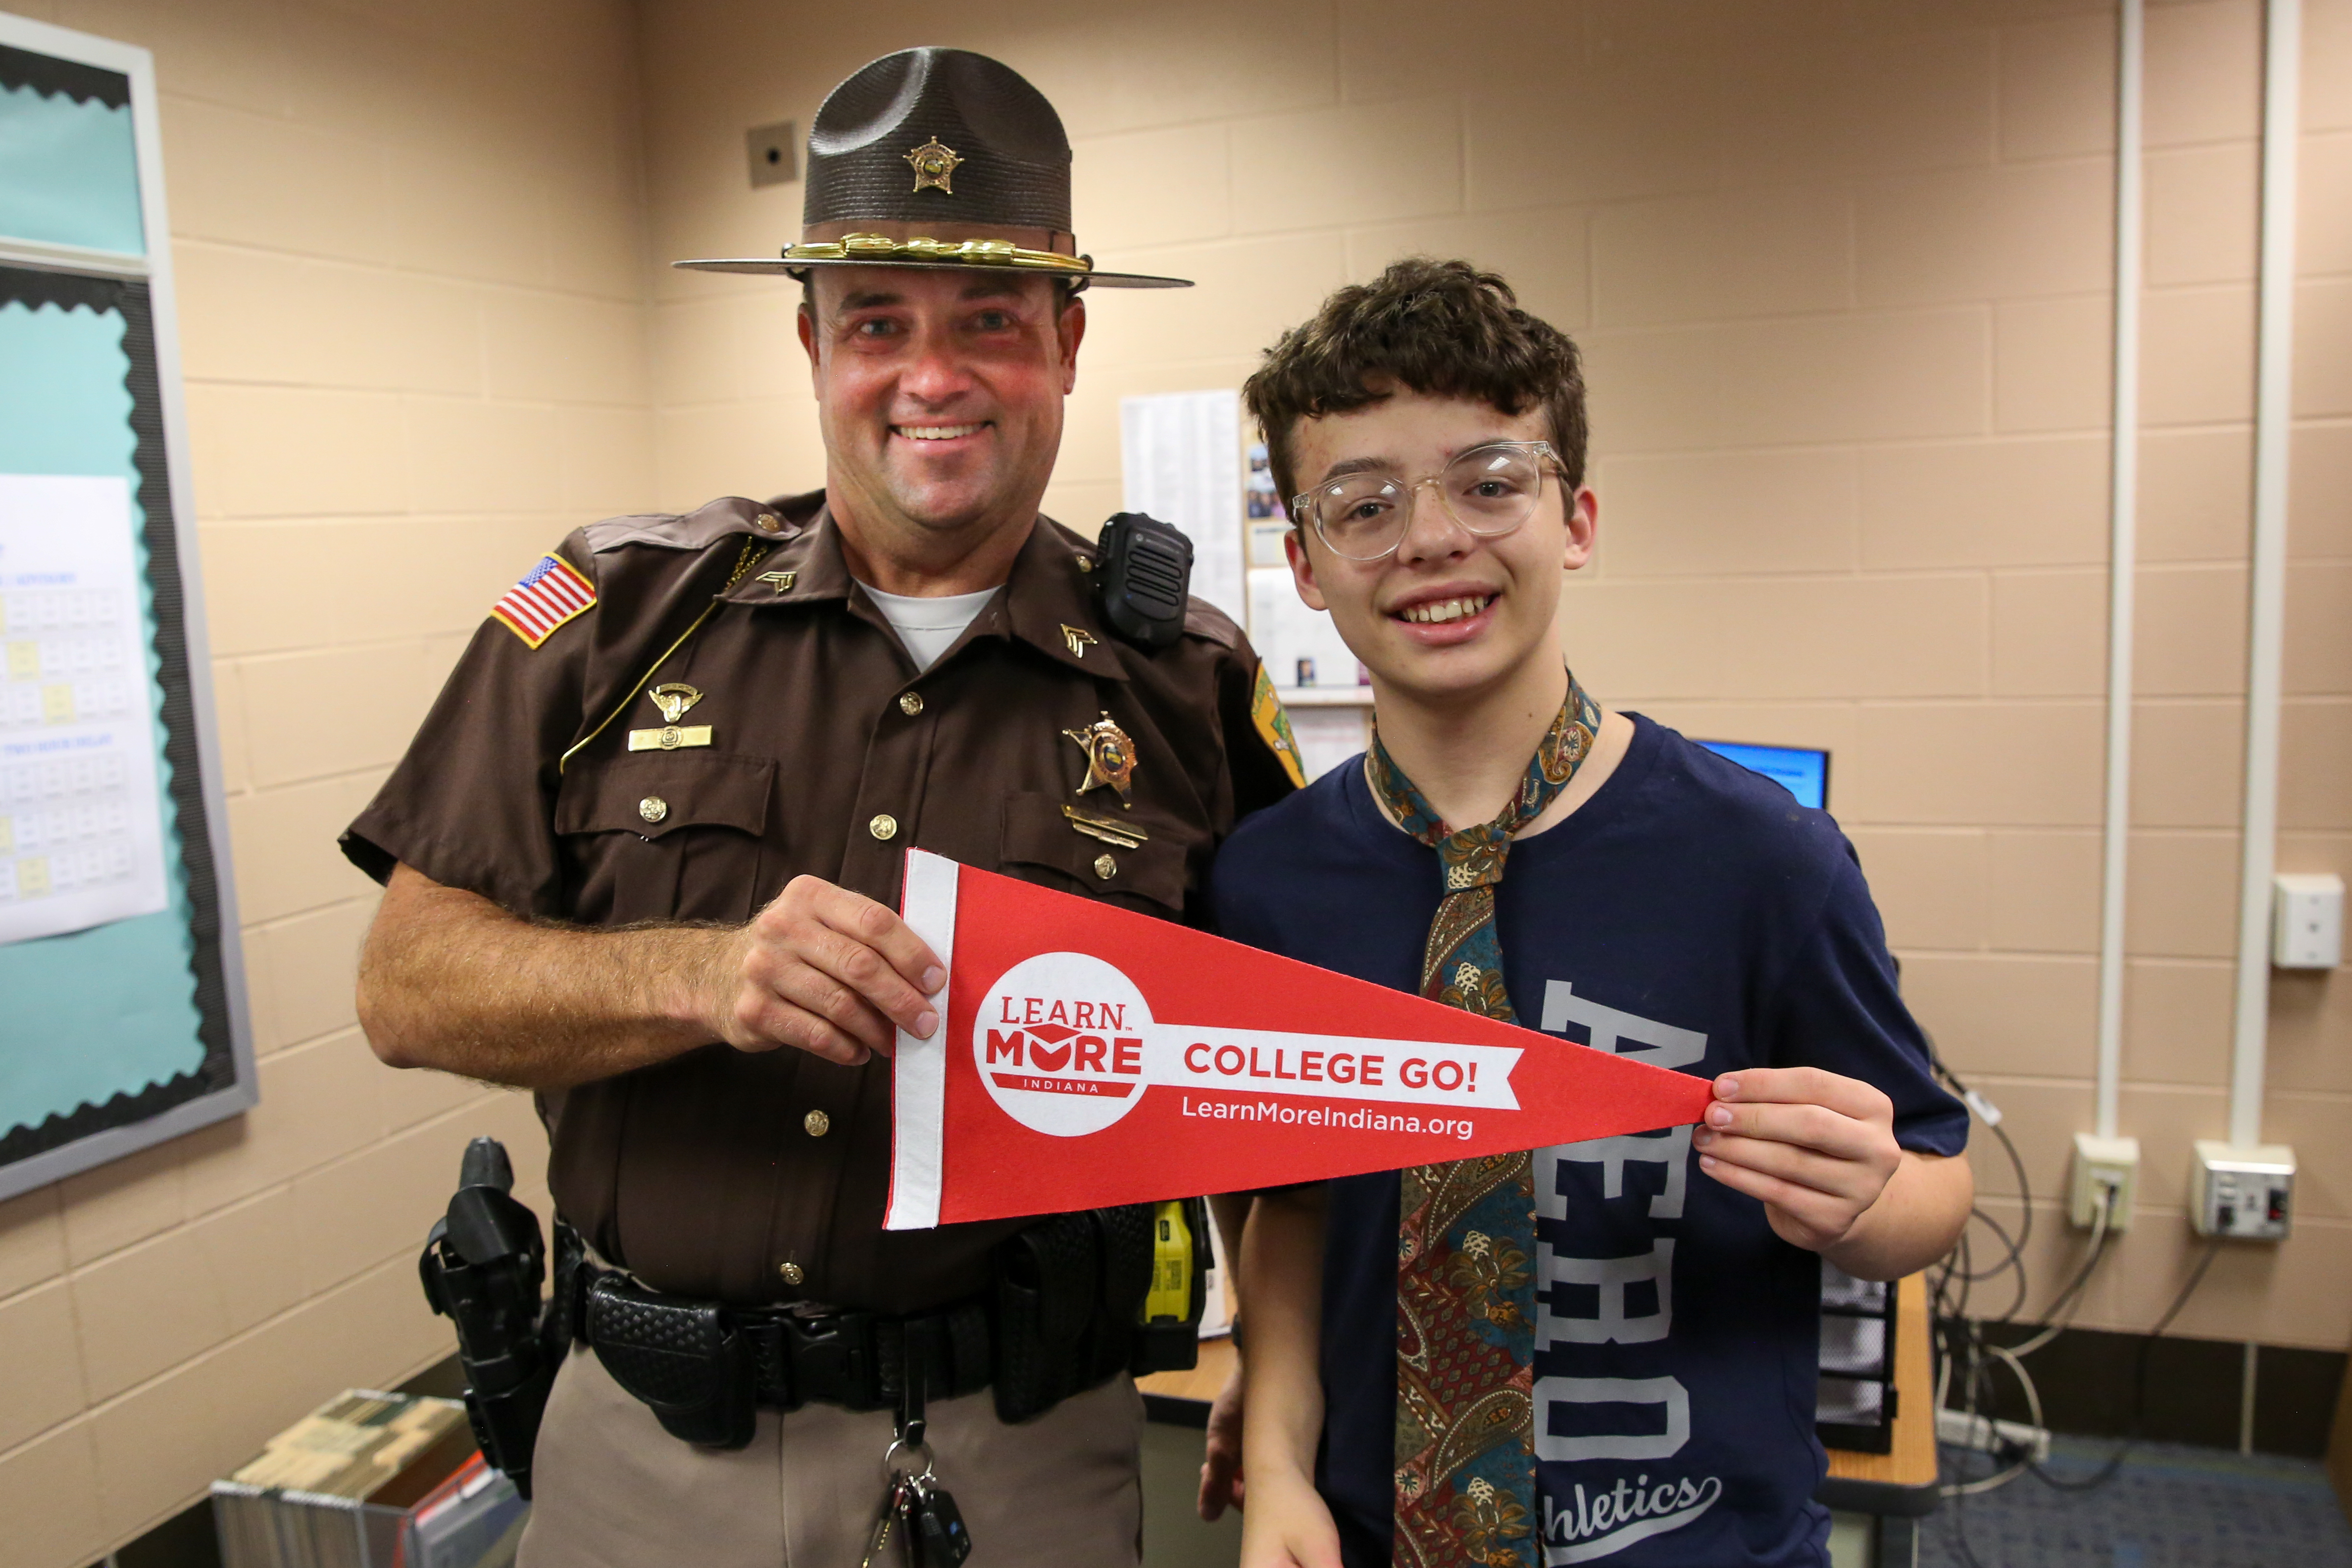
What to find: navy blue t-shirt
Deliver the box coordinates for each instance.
[1208,714,1966,1568]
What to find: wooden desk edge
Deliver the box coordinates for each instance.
[1821,1271,1940,1509]
[1138,1333,1235,1414]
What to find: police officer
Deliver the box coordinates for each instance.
[345,48,1299,1568]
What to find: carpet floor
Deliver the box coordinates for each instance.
[1920,1437,2352,1568]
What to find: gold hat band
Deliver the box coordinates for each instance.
[782,232,1094,274]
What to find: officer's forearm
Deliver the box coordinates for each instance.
[358,863,728,1090]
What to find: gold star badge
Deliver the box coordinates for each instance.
[904,137,961,194]
[1063,712,1138,806]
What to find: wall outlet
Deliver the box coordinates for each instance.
[2191,1140,2295,1239]
[2069,1132,2140,1232]
[2273,873,2344,969]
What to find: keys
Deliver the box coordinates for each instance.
[859,1477,912,1568]
[867,1429,974,1567]
[909,1473,972,1567]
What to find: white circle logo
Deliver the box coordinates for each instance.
[973,952,1153,1137]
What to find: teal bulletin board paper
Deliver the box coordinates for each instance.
[0,299,203,1133]
[0,300,136,470]
[0,83,143,256]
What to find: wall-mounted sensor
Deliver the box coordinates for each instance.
[747,121,798,188]
[2272,872,2343,969]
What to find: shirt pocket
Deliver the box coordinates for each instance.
[555,752,778,922]
[998,790,1195,918]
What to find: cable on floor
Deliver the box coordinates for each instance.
[2028,1237,2226,1494]
[1915,1027,2232,1515]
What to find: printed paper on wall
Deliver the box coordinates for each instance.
[0,473,170,946]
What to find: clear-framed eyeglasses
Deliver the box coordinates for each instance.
[1290,441,1567,563]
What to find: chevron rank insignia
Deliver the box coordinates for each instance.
[491,554,597,648]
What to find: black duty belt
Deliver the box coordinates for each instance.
[572,1257,991,1448]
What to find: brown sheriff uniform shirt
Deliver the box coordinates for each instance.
[344,491,1298,1314]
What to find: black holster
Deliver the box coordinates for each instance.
[584,1272,758,1449]
[417,1138,569,1498]
[990,1201,1207,1424]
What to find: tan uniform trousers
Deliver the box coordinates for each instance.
[516,1342,1144,1568]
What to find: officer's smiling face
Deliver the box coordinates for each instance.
[801,267,1085,553]
[1283,387,1596,704]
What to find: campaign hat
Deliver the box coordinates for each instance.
[673,47,1189,290]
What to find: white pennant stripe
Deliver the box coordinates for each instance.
[884,851,957,1230]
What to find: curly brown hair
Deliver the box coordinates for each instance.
[1241,257,1588,513]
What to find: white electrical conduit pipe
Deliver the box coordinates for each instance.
[2229,0,2303,1148]
[2094,0,2145,1143]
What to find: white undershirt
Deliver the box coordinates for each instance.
[856,579,1001,673]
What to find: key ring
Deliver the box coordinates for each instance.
[881,1437,935,1486]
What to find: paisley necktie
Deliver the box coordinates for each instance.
[1366,674,1602,1568]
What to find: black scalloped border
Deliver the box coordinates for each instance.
[0,265,238,1171]
[0,43,129,110]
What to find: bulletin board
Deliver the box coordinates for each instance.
[0,14,255,1199]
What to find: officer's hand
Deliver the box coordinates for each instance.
[1693,1067,1902,1252]
[1198,1352,1246,1520]
[710,875,945,1066]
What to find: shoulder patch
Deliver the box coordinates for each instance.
[491,554,597,648]
[1251,663,1308,789]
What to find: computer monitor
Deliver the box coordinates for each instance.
[1695,740,1831,811]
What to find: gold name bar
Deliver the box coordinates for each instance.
[1063,804,1146,850]
[627,725,713,752]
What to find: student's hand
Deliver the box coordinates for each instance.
[705,875,945,1065]
[1238,1464,1343,1568]
[1693,1067,1902,1252]
[1199,1353,1247,1520]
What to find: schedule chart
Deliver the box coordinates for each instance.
[0,473,170,946]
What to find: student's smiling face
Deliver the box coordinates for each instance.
[1282,387,1596,702]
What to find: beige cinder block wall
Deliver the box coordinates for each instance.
[0,1,654,1562]
[641,0,2351,1351]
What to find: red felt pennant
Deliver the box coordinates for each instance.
[885,850,1714,1229]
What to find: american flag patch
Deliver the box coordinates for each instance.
[490,554,597,648]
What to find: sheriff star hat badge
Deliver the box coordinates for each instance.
[904,137,961,193]
[672,48,1190,290]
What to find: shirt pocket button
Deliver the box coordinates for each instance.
[638,796,668,824]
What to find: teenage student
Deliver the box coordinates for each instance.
[1205,259,1974,1568]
